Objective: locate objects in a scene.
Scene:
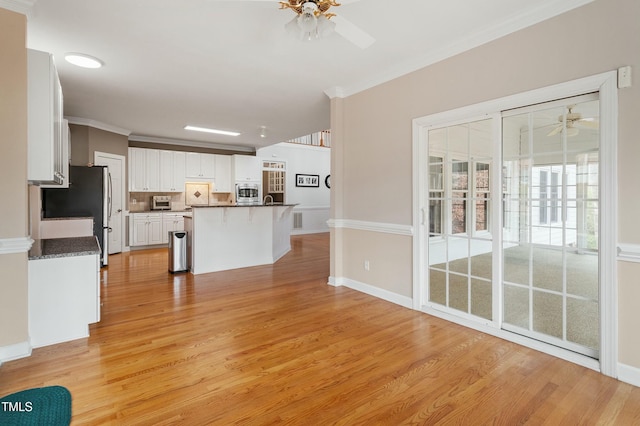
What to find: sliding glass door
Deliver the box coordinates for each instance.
[425,94,601,358]
[427,119,494,321]
[502,94,600,358]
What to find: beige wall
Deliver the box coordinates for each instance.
[332,0,640,368]
[0,8,29,349]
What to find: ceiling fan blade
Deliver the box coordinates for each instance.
[575,119,599,129]
[547,126,562,137]
[332,14,375,49]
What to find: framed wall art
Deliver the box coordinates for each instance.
[296,174,320,187]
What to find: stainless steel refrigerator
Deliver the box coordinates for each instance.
[42,165,110,266]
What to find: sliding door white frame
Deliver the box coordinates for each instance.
[412,71,618,377]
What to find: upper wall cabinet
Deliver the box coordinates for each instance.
[213,154,231,193]
[28,49,66,185]
[129,147,160,192]
[160,150,186,192]
[232,155,261,182]
[186,153,215,179]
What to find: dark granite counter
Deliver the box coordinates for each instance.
[190,204,296,208]
[41,216,93,221]
[29,236,101,260]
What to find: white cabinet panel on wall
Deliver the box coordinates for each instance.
[214,154,232,192]
[186,153,215,179]
[160,150,186,192]
[129,148,160,192]
[28,49,66,185]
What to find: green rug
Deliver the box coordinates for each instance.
[0,386,71,426]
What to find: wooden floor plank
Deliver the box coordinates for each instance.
[1,233,639,425]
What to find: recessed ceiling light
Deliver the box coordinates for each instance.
[184,125,241,137]
[64,53,103,69]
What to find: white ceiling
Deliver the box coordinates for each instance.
[19,0,593,151]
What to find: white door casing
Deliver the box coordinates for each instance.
[94,151,125,254]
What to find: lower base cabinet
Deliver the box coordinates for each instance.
[162,213,185,243]
[29,254,100,348]
[130,212,185,246]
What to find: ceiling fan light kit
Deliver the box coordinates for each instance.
[279,0,372,47]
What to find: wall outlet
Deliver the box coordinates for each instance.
[364,260,370,271]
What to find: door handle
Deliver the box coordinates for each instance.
[117,209,122,213]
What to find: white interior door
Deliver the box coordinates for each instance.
[94,151,125,254]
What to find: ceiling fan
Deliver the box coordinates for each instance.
[547,105,599,137]
[212,0,375,49]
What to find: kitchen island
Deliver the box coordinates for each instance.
[184,204,295,274]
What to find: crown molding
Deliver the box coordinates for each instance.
[65,116,131,136]
[324,86,345,99]
[333,0,596,98]
[0,0,35,17]
[128,134,255,154]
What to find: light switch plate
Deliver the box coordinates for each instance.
[618,66,632,88]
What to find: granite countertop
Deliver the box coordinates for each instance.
[190,204,296,208]
[29,236,101,260]
[129,210,192,213]
[41,216,93,221]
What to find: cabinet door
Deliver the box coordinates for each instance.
[148,218,163,245]
[185,153,201,178]
[172,151,186,191]
[214,155,231,192]
[159,150,174,192]
[27,49,65,185]
[129,148,147,192]
[200,154,216,179]
[233,155,261,181]
[145,149,160,192]
[130,218,148,246]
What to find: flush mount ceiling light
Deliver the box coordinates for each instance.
[184,125,241,137]
[64,53,103,69]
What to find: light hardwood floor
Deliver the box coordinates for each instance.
[1,233,639,425]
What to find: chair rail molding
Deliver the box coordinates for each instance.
[0,237,34,255]
[617,243,640,263]
[328,219,413,236]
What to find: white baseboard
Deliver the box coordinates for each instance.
[618,363,640,387]
[0,340,32,366]
[328,276,413,309]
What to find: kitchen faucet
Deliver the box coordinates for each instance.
[263,195,274,205]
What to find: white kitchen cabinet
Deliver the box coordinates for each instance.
[40,120,70,188]
[232,155,261,182]
[162,213,185,243]
[160,150,186,192]
[129,148,160,192]
[29,251,100,348]
[186,153,215,179]
[130,213,162,246]
[28,49,66,185]
[214,154,232,192]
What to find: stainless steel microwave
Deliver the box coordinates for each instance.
[235,183,260,205]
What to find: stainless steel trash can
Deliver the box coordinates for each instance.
[168,231,188,273]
